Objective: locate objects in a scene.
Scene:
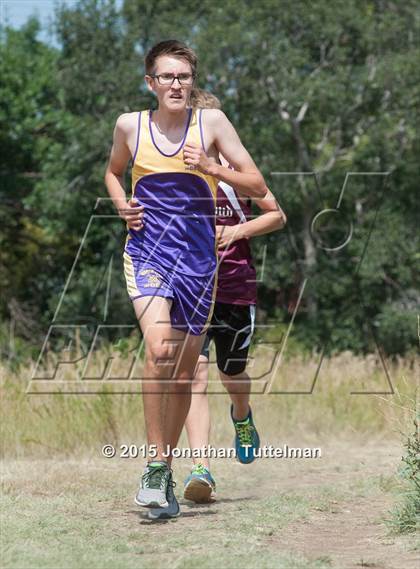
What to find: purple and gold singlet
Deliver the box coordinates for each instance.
[123,108,218,335]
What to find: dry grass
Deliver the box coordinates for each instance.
[0,349,417,458]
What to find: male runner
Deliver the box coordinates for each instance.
[104,40,267,517]
[165,89,284,505]
[183,90,287,504]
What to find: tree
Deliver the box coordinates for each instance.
[1,0,418,359]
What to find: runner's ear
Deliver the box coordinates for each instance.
[145,75,156,95]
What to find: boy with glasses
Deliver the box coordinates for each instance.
[105,40,268,519]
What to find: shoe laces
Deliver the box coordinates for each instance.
[142,464,169,490]
[235,420,254,445]
[191,463,208,476]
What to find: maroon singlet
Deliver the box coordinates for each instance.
[215,181,257,305]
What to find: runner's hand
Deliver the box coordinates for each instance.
[216,225,244,249]
[118,198,144,231]
[183,143,213,174]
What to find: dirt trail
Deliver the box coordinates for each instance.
[176,439,419,569]
[2,439,418,568]
[221,440,420,569]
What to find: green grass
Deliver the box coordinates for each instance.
[388,417,420,535]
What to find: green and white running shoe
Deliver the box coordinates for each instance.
[135,461,170,508]
[184,463,216,503]
[148,473,180,520]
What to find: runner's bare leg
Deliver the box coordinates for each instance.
[184,356,211,468]
[220,370,251,420]
[133,295,178,462]
[163,333,206,467]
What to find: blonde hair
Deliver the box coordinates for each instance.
[190,88,221,109]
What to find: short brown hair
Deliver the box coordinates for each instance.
[145,40,198,76]
[190,88,221,110]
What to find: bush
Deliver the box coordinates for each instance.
[374,305,418,356]
[390,418,420,534]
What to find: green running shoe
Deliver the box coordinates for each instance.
[135,461,170,508]
[184,463,216,503]
[231,405,260,464]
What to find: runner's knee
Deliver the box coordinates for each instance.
[191,363,209,393]
[146,342,177,366]
[220,369,249,387]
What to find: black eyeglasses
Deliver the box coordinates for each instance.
[149,73,195,86]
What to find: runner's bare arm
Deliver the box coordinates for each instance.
[183,109,267,198]
[216,188,286,248]
[104,114,144,230]
[239,188,287,238]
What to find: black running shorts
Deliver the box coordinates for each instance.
[200,302,256,376]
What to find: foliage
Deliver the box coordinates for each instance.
[390,417,420,534]
[0,0,419,363]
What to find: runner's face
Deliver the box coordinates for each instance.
[146,55,194,112]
